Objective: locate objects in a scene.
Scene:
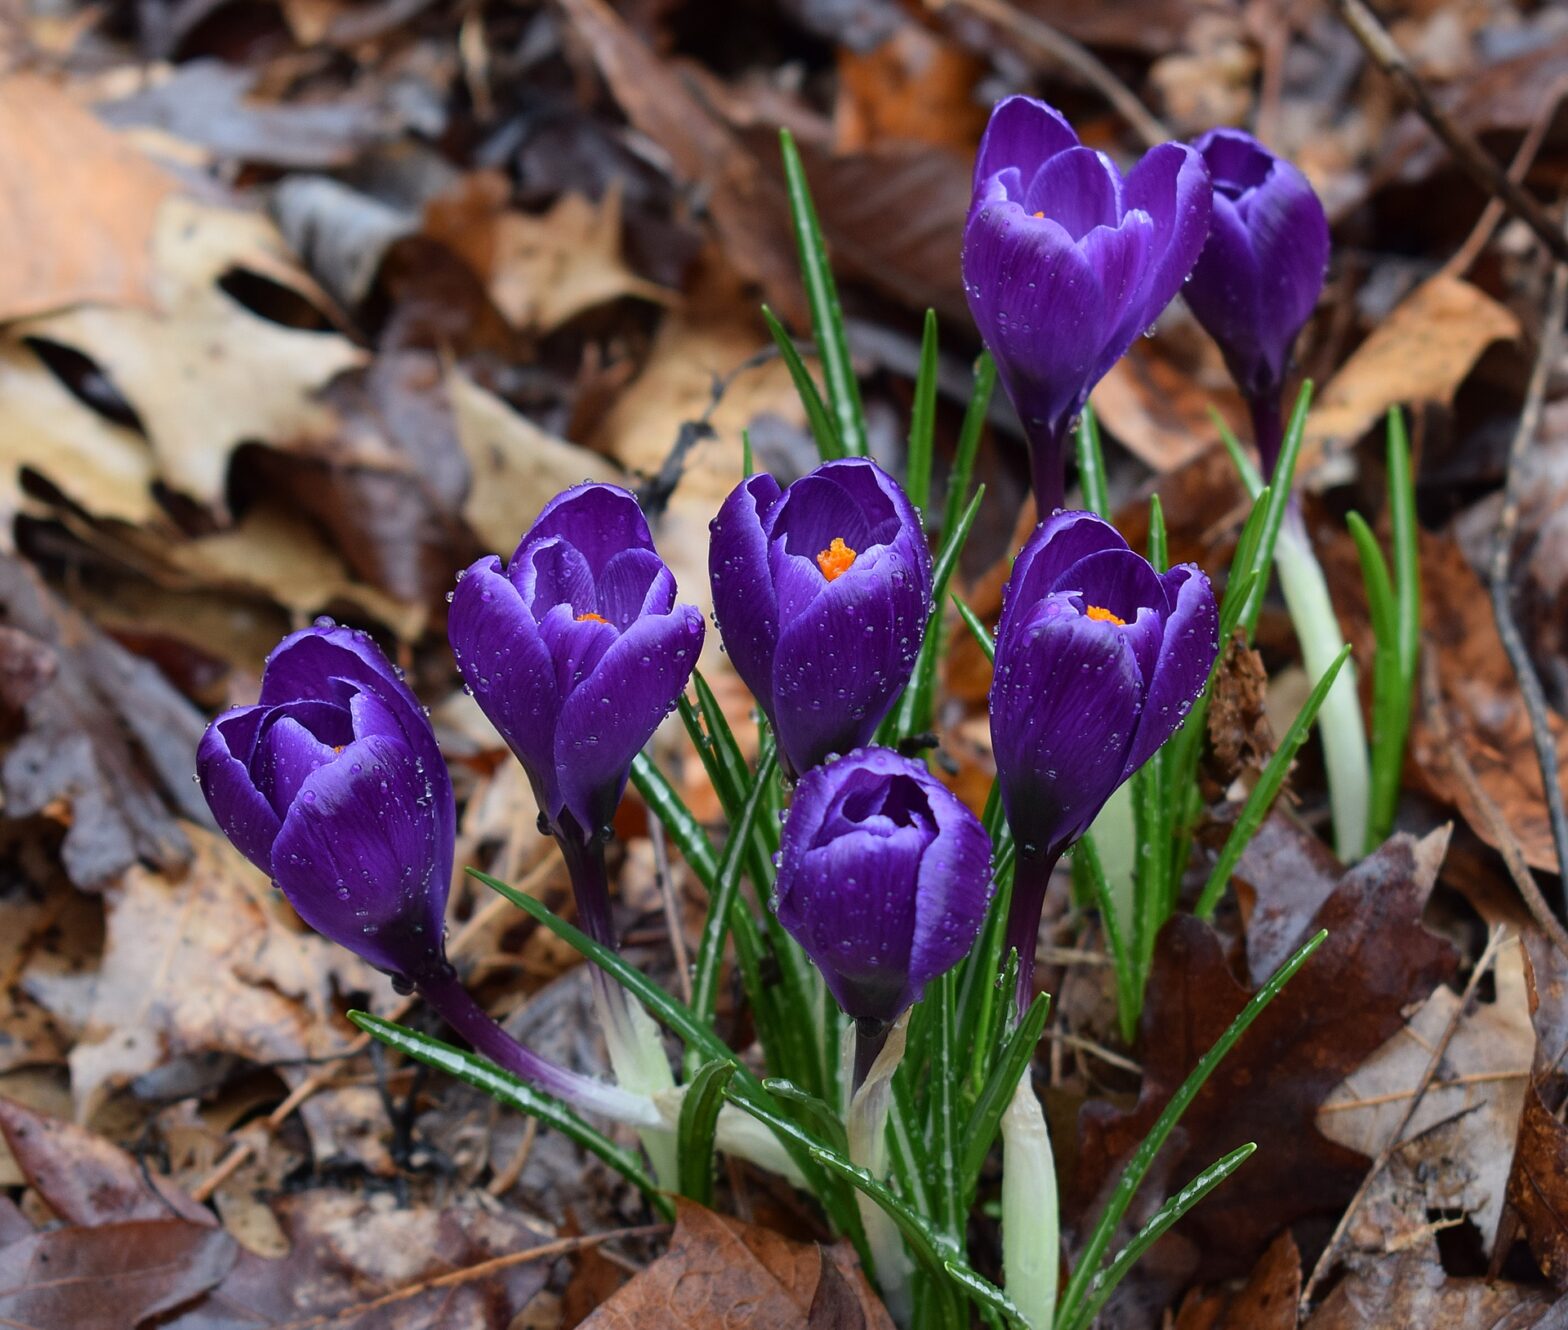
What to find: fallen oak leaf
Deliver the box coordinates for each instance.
[577,1200,894,1330]
[1073,829,1457,1282]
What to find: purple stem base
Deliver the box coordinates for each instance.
[1006,846,1065,1020]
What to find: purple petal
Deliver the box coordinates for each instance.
[1000,511,1131,643]
[272,732,450,979]
[1080,212,1158,363]
[512,538,596,621]
[1122,562,1219,776]
[252,707,347,819]
[449,556,562,807]
[553,606,705,834]
[710,473,783,713]
[1245,165,1330,383]
[597,548,675,627]
[1023,147,1124,241]
[908,789,995,994]
[768,472,876,564]
[197,707,280,873]
[519,483,654,578]
[770,550,926,774]
[1054,547,1171,624]
[1123,141,1212,330]
[990,595,1143,855]
[1183,193,1265,388]
[536,604,618,703]
[809,459,909,549]
[258,624,405,711]
[962,194,1106,455]
[1195,127,1275,194]
[972,96,1080,192]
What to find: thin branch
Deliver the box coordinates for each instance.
[927,0,1171,149]
[1329,0,1568,266]
[1487,236,1568,911]
[1299,924,1511,1314]
[1443,73,1568,278]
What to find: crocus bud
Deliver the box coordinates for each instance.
[991,511,1218,1010]
[709,459,933,778]
[197,621,453,982]
[198,621,661,1128]
[449,483,705,846]
[772,747,993,1030]
[1185,128,1329,474]
[962,97,1211,513]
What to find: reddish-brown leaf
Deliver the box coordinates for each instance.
[1073,830,1457,1282]
[577,1201,893,1330]
[0,1220,235,1330]
[1507,931,1568,1288]
[1175,1230,1300,1330]
[0,1097,213,1228]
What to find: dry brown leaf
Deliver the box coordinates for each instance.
[1307,273,1519,454]
[1175,1230,1300,1330]
[448,366,619,556]
[0,72,178,322]
[833,27,987,152]
[1302,1251,1561,1328]
[1317,933,1532,1249]
[25,824,383,1121]
[578,1201,893,1330]
[17,198,365,511]
[427,175,672,333]
[1507,931,1568,1290]
[1091,337,1240,475]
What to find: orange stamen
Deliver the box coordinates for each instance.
[816,537,857,582]
[1085,604,1127,626]
[576,611,609,624]
[1032,210,1045,218]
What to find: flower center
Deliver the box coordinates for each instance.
[576,611,609,624]
[816,537,857,581]
[1085,604,1127,627]
[1032,210,1045,218]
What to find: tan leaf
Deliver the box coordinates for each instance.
[1307,273,1519,452]
[447,366,618,555]
[0,72,178,321]
[18,197,365,511]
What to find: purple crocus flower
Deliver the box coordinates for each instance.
[962,97,1212,513]
[990,511,1218,1012]
[198,620,453,982]
[450,482,703,833]
[709,459,932,778]
[773,747,993,1069]
[1185,128,1329,474]
[197,621,654,1125]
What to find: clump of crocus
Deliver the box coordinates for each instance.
[772,746,992,1082]
[991,512,1217,1012]
[448,482,705,945]
[963,97,1211,514]
[709,459,933,779]
[197,621,656,1126]
[1185,128,1329,473]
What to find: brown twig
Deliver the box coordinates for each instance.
[1300,923,1510,1313]
[1443,73,1568,279]
[926,0,1171,149]
[649,815,692,1006]
[1421,650,1568,961]
[1487,231,1568,911]
[270,1223,669,1329]
[1328,0,1568,267]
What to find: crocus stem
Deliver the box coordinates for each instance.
[843,1014,914,1327]
[852,1018,891,1093]
[1006,846,1065,1019]
[1274,510,1370,861]
[557,832,681,1188]
[1028,428,1068,517]
[1249,392,1284,482]
[1001,1070,1059,1330]
[415,966,661,1127]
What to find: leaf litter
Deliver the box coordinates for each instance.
[0,0,1564,1324]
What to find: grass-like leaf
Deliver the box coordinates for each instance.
[779,128,866,458]
[1076,404,1109,517]
[1054,928,1326,1326]
[350,1011,673,1219]
[907,309,938,514]
[762,305,841,460]
[677,1059,736,1206]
